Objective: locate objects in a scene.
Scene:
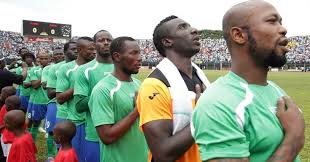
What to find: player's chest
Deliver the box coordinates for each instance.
[244,93,283,153]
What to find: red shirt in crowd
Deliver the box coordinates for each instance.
[7,131,37,162]
[0,104,7,133]
[0,105,28,144]
[55,147,78,162]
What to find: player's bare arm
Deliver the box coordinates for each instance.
[56,89,74,104]
[143,120,194,162]
[96,107,139,144]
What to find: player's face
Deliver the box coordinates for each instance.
[118,41,141,75]
[80,41,96,62]
[39,54,49,67]
[66,43,78,61]
[53,49,64,63]
[246,3,288,68]
[95,31,113,57]
[24,55,34,65]
[165,18,201,57]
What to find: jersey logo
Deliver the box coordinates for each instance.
[269,106,277,114]
[149,92,160,100]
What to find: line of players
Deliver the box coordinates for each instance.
[9,30,149,162]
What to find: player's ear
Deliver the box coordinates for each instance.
[112,52,121,62]
[162,38,173,48]
[231,27,247,45]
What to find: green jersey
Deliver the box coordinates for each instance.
[28,66,40,103]
[191,71,300,162]
[47,61,67,118]
[74,59,114,141]
[20,66,35,97]
[89,74,148,162]
[56,61,84,123]
[30,66,49,104]
[14,67,23,90]
[41,65,51,83]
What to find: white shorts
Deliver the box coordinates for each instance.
[1,135,12,157]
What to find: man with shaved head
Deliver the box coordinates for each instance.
[192,1,304,162]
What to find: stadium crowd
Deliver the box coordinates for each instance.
[2,30,310,66]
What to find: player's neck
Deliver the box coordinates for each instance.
[14,128,25,137]
[96,54,113,64]
[166,53,193,79]
[76,57,88,66]
[231,59,268,85]
[112,68,132,82]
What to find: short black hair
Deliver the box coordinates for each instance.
[55,120,76,141]
[64,42,76,53]
[18,47,28,55]
[153,15,178,57]
[77,37,94,48]
[110,36,136,60]
[21,52,35,61]
[78,37,94,42]
[93,30,108,41]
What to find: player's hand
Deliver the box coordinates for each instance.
[21,63,28,68]
[276,96,305,140]
[195,84,206,103]
[42,82,47,89]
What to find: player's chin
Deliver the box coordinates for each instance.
[277,45,289,55]
[132,68,140,74]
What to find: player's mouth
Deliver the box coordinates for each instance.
[278,38,289,53]
[193,36,201,46]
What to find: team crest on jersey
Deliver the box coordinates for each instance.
[269,106,277,114]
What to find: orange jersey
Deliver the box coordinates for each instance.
[137,68,202,162]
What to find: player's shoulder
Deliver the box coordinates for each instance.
[146,68,170,87]
[198,72,248,109]
[94,74,115,89]
[76,60,96,74]
[132,77,141,85]
[79,60,96,70]
[42,65,51,71]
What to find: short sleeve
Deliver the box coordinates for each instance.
[89,83,114,127]
[30,68,40,81]
[136,78,172,128]
[47,65,57,88]
[41,67,49,83]
[56,65,69,93]
[23,68,33,83]
[74,67,89,96]
[191,95,250,161]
